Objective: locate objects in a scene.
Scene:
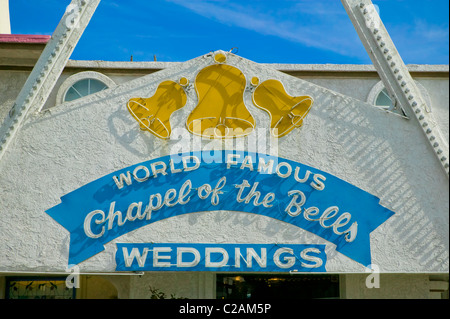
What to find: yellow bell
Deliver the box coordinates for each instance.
[252,79,313,138]
[127,80,187,139]
[186,63,255,139]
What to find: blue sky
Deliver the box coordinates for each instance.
[9,0,449,64]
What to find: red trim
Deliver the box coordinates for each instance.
[0,34,51,44]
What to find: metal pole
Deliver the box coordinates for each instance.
[0,0,101,162]
[341,0,449,177]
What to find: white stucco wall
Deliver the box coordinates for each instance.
[0,70,29,136]
[0,53,448,277]
[415,78,450,140]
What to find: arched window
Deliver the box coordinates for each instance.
[367,81,432,116]
[64,78,109,102]
[375,88,394,110]
[57,71,116,105]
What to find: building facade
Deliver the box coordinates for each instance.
[0,26,448,299]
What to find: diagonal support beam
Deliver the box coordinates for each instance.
[342,0,449,177]
[0,0,101,162]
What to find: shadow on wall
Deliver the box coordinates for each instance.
[26,60,448,273]
[306,85,449,272]
[107,67,448,272]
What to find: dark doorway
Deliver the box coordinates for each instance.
[216,274,339,299]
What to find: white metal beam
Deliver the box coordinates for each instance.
[342,0,449,177]
[0,0,101,162]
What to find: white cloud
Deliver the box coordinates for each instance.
[388,19,449,63]
[413,20,449,43]
[164,0,365,58]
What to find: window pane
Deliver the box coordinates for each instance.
[216,274,339,299]
[89,79,108,94]
[7,278,75,299]
[65,87,82,102]
[64,78,109,102]
[71,79,90,97]
[375,88,393,109]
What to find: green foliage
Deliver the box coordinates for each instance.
[148,286,187,299]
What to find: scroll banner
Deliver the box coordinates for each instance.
[46,151,394,267]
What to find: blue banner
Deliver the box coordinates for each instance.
[46,151,394,267]
[115,243,327,272]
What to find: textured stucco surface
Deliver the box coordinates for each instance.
[0,70,29,138]
[0,52,448,276]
